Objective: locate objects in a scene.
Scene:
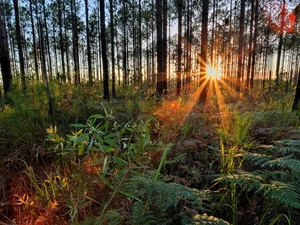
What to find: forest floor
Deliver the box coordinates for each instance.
[1,81,300,225]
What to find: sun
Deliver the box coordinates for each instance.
[206,65,221,80]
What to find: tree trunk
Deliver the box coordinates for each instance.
[85,0,93,85]
[0,7,12,101]
[276,0,286,88]
[100,0,109,100]
[246,0,254,90]
[123,0,127,85]
[236,0,245,93]
[162,0,167,94]
[42,0,53,80]
[156,0,164,97]
[13,0,26,90]
[58,0,65,83]
[71,0,80,85]
[199,0,208,104]
[176,0,182,96]
[29,0,39,81]
[250,0,259,89]
[110,0,116,97]
[138,0,142,86]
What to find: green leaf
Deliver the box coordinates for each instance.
[90,114,105,119]
[114,157,128,166]
[119,190,142,203]
[103,156,109,173]
[71,133,89,144]
[99,173,112,188]
[70,123,87,128]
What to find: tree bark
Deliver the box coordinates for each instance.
[250,0,259,89]
[0,7,12,101]
[100,0,109,100]
[156,0,164,97]
[199,0,208,104]
[110,0,116,97]
[29,0,39,81]
[85,0,93,85]
[236,0,245,93]
[176,0,182,96]
[13,0,26,90]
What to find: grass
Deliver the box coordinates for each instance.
[0,80,300,224]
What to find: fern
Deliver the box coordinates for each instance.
[262,155,300,170]
[258,181,300,208]
[144,181,205,211]
[129,201,156,225]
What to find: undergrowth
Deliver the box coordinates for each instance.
[1,80,300,225]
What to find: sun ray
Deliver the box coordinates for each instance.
[213,79,229,127]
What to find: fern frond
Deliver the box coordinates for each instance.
[144,181,205,210]
[215,172,264,192]
[129,201,156,225]
[262,155,300,170]
[243,153,270,166]
[274,140,300,147]
[257,181,300,209]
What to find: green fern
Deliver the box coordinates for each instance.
[129,201,156,225]
[144,181,205,211]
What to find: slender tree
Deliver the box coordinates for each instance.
[156,0,164,97]
[29,0,39,81]
[236,0,245,93]
[0,6,12,100]
[57,0,66,82]
[250,0,258,89]
[123,0,127,85]
[162,0,167,93]
[71,0,80,85]
[199,0,208,104]
[275,0,286,88]
[176,0,183,96]
[110,0,116,97]
[85,0,93,85]
[100,0,109,100]
[245,0,254,90]
[13,0,26,90]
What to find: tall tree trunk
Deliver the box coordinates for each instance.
[13,0,26,90]
[71,0,80,85]
[156,0,164,97]
[123,0,127,85]
[199,0,208,104]
[186,0,191,92]
[0,7,12,100]
[58,0,65,83]
[151,0,155,85]
[42,0,53,80]
[110,0,116,97]
[236,0,245,93]
[85,0,93,85]
[100,0,109,100]
[39,19,47,82]
[162,0,167,94]
[250,0,258,89]
[176,0,182,96]
[29,0,39,81]
[138,0,142,86]
[246,0,254,90]
[276,0,286,88]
